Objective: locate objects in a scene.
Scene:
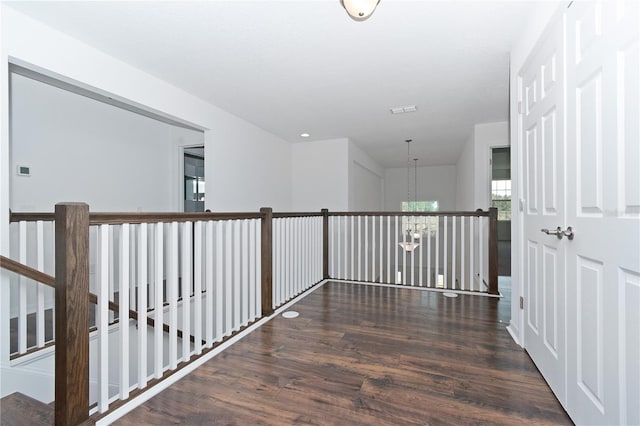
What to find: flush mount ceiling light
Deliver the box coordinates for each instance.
[342,0,381,21]
[300,133,310,138]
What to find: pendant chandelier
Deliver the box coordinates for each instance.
[342,0,381,21]
[399,140,420,252]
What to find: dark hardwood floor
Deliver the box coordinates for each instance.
[116,281,571,425]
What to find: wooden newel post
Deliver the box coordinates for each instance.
[488,207,499,295]
[260,207,274,316]
[54,203,90,426]
[321,209,329,279]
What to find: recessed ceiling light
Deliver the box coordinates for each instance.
[300,133,310,138]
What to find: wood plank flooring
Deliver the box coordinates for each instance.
[116,282,571,425]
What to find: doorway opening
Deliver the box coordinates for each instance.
[183,146,205,212]
[490,146,511,278]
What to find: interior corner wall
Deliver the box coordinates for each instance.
[0,5,292,215]
[348,141,384,211]
[384,165,457,211]
[291,138,349,211]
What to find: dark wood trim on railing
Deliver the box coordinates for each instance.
[10,211,262,224]
[54,203,90,426]
[8,212,55,222]
[0,255,55,288]
[260,207,273,316]
[327,210,491,217]
[272,212,324,218]
[488,207,499,295]
[321,209,329,279]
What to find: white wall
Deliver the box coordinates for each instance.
[291,138,349,211]
[474,121,509,209]
[508,1,564,346]
[348,142,384,211]
[454,121,509,211]
[0,6,293,214]
[384,165,457,211]
[455,130,476,210]
[10,73,203,212]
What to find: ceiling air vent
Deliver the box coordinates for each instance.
[390,105,418,114]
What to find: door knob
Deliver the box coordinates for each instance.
[541,227,563,239]
[562,226,574,240]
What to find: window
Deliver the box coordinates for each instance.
[491,180,511,221]
[401,201,439,235]
[491,147,511,221]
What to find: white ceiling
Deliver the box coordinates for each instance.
[7,0,537,168]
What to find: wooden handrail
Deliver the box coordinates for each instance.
[272,212,324,218]
[10,209,490,224]
[0,255,55,288]
[327,210,491,217]
[10,211,262,224]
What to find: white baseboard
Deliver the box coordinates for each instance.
[506,322,522,347]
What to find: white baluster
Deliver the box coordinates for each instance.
[443,216,448,289]
[386,216,391,283]
[378,216,383,283]
[119,223,130,399]
[97,224,110,412]
[154,223,164,379]
[255,219,262,317]
[137,223,148,389]
[357,216,362,281]
[461,218,466,291]
[479,216,484,292]
[364,216,369,282]
[436,217,441,287]
[36,221,45,347]
[402,218,406,285]
[470,217,475,291]
[224,221,233,335]
[181,222,192,362]
[249,219,256,320]
[350,216,354,280]
[18,221,27,353]
[233,221,241,330]
[242,220,249,326]
[410,217,415,286]
[419,218,423,286]
[427,218,432,287]
[214,221,223,341]
[452,217,457,289]
[273,219,279,307]
[206,221,215,344]
[168,222,178,370]
[394,216,398,284]
[193,221,203,354]
[329,216,334,278]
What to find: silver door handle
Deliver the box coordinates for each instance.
[563,226,574,240]
[541,227,563,239]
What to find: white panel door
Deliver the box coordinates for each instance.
[520,13,567,407]
[565,1,640,424]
